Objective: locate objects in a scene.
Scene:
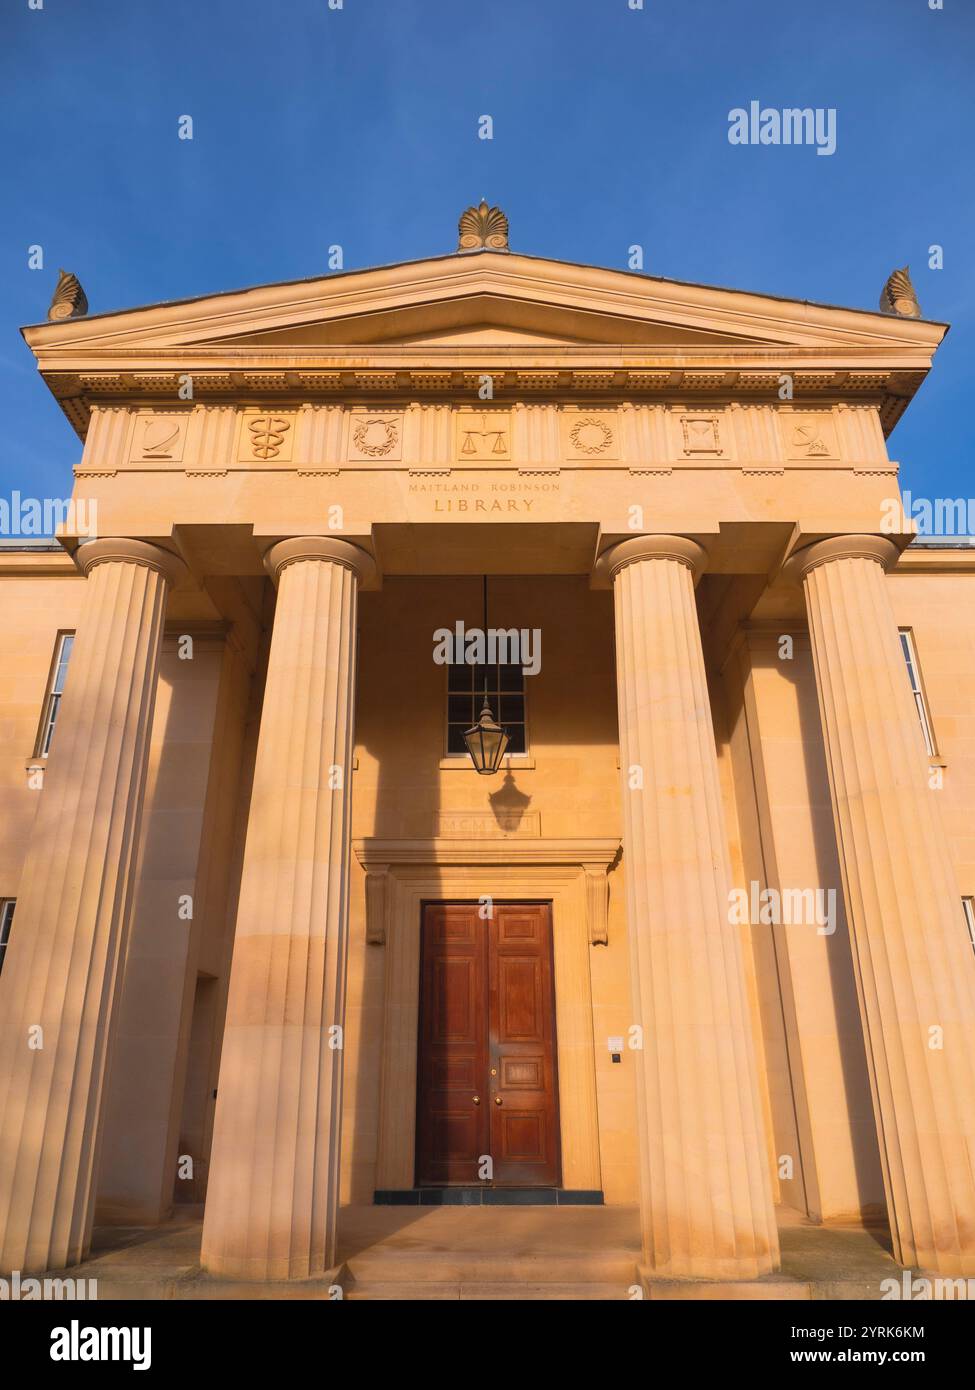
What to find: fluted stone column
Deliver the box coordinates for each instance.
[794,535,975,1275]
[607,535,778,1279]
[201,536,372,1282]
[0,538,185,1274]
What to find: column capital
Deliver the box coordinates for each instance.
[75,537,187,587]
[785,533,901,581]
[595,534,708,585]
[264,535,376,586]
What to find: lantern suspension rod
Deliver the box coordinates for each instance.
[483,575,489,701]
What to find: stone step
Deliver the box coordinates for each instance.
[344,1248,638,1286]
[346,1281,632,1301]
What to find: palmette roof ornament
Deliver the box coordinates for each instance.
[457,199,509,252]
[879,266,921,319]
[48,269,89,321]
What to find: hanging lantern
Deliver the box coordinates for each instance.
[463,696,510,775]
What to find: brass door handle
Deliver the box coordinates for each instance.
[472,1095,480,1104]
[494,1096,503,1105]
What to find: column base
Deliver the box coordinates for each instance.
[202,1251,338,1283]
[639,1251,779,1282]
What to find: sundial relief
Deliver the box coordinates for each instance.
[787,415,838,459]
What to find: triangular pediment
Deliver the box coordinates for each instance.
[213,290,773,349]
[23,250,947,358]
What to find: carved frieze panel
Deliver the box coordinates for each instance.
[454,409,511,463]
[677,411,726,458]
[347,411,404,463]
[782,410,840,462]
[129,410,188,465]
[236,409,296,464]
[561,408,619,461]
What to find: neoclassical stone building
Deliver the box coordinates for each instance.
[1,207,974,1292]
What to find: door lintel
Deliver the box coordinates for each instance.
[353,836,619,947]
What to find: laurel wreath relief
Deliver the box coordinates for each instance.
[353,418,399,457]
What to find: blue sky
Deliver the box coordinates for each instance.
[1,0,972,508]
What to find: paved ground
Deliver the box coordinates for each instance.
[38,1203,906,1300]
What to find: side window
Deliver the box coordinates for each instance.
[0,899,14,976]
[898,629,937,758]
[36,632,74,757]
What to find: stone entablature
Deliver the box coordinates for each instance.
[77,400,892,478]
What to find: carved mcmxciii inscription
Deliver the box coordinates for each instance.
[437,811,541,838]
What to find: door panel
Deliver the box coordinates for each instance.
[489,905,560,1185]
[416,902,560,1186]
[415,905,489,1184]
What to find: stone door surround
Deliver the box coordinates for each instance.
[353,837,619,1194]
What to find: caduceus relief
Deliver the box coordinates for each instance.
[247,416,291,460]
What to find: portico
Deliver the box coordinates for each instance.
[1,212,974,1294]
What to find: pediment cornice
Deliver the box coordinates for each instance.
[22,251,947,440]
[24,252,946,351]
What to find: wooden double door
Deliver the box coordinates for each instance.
[416,902,561,1187]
